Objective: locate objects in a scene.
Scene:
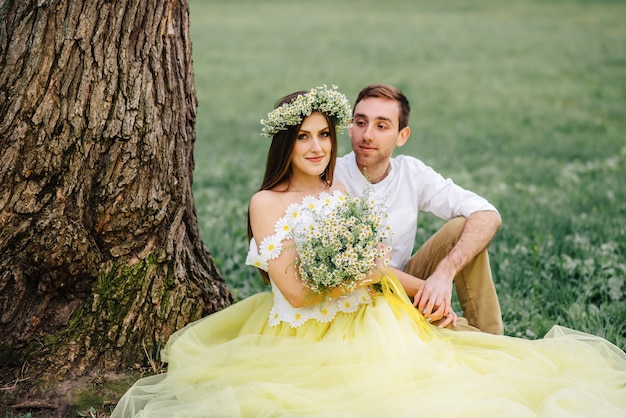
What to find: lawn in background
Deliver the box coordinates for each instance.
[189,0,625,349]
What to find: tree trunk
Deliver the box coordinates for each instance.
[0,0,231,396]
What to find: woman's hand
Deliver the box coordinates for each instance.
[435,310,458,329]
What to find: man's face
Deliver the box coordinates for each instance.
[348,97,409,170]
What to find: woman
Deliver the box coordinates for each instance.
[112,85,626,417]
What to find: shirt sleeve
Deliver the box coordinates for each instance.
[413,159,498,220]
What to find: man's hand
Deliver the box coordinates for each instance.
[413,210,501,325]
[413,269,454,322]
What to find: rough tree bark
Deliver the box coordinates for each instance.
[0,0,232,408]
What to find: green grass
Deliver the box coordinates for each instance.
[189,0,626,350]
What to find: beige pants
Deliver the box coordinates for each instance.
[403,217,504,335]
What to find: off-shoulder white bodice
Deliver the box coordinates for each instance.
[246,191,373,328]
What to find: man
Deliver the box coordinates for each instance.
[334,84,503,334]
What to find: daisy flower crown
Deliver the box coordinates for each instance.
[260,85,352,138]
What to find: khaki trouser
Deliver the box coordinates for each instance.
[403,217,504,335]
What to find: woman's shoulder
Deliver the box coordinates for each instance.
[249,190,289,222]
[249,189,280,209]
[249,191,292,247]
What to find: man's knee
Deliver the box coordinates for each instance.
[404,217,468,277]
[440,216,466,242]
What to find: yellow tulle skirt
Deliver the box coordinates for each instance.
[112,276,626,417]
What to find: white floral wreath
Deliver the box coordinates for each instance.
[260,85,352,138]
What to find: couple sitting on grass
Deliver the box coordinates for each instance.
[112,84,626,417]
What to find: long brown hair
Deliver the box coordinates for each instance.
[248,91,339,284]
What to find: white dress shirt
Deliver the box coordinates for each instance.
[335,152,498,270]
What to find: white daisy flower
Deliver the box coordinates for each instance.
[259,235,283,260]
[284,201,301,222]
[268,307,281,327]
[245,252,268,271]
[358,291,372,305]
[302,195,318,211]
[287,311,308,328]
[316,304,339,323]
[273,217,291,239]
[318,191,333,207]
[337,293,359,313]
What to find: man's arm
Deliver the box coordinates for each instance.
[413,210,502,321]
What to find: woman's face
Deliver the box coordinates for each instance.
[290,112,333,179]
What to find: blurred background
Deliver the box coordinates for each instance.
[188,0,625,348]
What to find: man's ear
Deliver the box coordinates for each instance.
[347,120,354,139]
[396,126,410,147]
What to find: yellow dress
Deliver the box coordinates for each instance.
[112,192,626,418]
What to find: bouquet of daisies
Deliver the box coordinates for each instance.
[292,187,392,298]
